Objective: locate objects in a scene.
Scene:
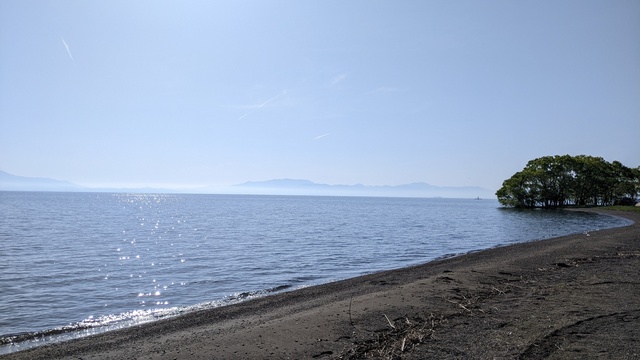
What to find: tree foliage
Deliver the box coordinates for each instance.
[496,155,640,208]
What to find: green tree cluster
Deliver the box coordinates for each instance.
[496,155,640,208]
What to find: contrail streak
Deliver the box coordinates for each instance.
[61,37,75,65]
[238,91,286,120]
[315,133,330,140]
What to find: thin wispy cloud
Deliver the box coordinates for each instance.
[330,73,348,86]
[61,37,75,66]
[238,91,286,120]
[314,133,330,140]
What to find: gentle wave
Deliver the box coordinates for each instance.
[0,282,302,354]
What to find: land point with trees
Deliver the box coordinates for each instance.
[496,155,640,208]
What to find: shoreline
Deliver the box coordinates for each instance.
[2,209,639,359]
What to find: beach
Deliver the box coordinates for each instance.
[3,209,639,359]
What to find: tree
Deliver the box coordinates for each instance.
[496,155,639,208]
[496,171,534,207]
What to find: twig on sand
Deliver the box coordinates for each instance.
[491,285,506,295]
[445,298,472,312]
[338,313,445,358]
[384,314,396,329]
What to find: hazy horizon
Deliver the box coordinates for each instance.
[0,170,499,199]
[1,1,638,190]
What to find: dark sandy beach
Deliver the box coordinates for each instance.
[3,209,639,359]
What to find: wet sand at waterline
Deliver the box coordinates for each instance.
[3,209,639,359]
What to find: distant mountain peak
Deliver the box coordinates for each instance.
[239,179,318,187]
[235,179,495,199]
[0,170,84,191]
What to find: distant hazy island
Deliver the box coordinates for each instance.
[0,170,83,192]
[233,178,495,199]
[0,171,495,199]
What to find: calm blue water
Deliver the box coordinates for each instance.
[0,192,631,353]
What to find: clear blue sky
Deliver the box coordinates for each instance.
[1,1,638,191]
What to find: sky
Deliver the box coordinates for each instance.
[1,0,639,191]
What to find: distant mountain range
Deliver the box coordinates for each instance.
[0,170,85,192]
[0,171,496,199]
[0,171,175,194]
[235,179,495,199]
